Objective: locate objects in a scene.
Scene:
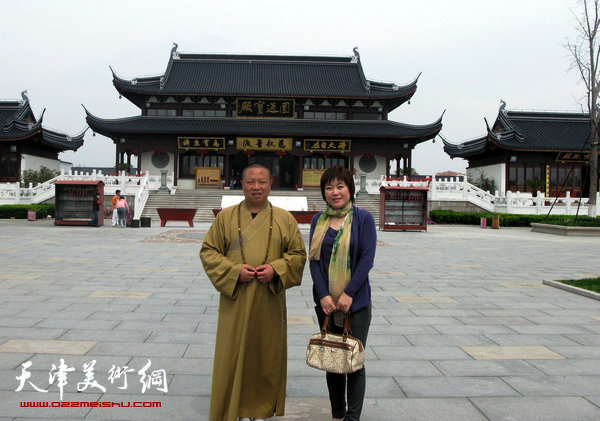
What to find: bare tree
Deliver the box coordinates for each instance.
[568,0,600,216]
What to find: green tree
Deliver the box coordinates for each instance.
[469,172,496,193]
[21,166,60,186]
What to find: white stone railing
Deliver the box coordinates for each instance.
[429,177,496,212]
[0,170,175,213]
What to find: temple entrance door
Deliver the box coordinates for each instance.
[230,153,248,189]
[249,153,280,187]
[279,154,297,189]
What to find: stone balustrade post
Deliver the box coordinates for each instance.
[565,191,571,214]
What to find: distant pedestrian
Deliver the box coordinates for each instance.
[89,193,103,227]
[116,196,129,227]
[111,190,121,227]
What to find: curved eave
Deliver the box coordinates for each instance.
[41,127,87,151]
[85,111,443,141]
[442,134,489,158]
[0,120,43,141]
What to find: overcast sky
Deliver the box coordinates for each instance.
[0,0,587,175]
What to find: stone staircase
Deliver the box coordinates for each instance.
[141,188,380,225]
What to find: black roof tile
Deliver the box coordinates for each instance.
[85,111,442,142]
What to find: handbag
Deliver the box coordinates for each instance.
[306,313,365,374]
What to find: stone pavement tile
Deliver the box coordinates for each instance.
[364,360,442,377]
[384,316,462,325]
[396,376,519,397]
[525,315,599,325]
[35,320,119,331]
[365,334,412,346]
[132,304,208,314]
[585,395,600,407]
[286,376,330,398]
[529,359,600,376]
[394,296,458,303]
[14,310,96,320]
[0,369,49,392]
[167,374,212,396]
[59,329,152,343]
[88,342,187,358]
[279,397,331,420]
[162,313,212,323]
[547,345,600,359]
[286,360,323,377]
[565,334,600,345]
[431,325,516,335]
[408,308,482,316]
[368,324,439,334]
[64,304,139,313]
[485,334,582,346]
[472,396,600,421]
[577,323,600,334]
[128,356,212,375]
[455,316,533,325]
[0,318,44,328]
[182,344,214,359]
[371,346,470,360]
[0,390,101,419]
[461,345,564,360]
[0,353,32,370]
[86,394,209,420]
[502,375,600,396]
[404,334,497,346]
[116,321,199,332]
[87,291,153,299]
[478,308,561,317]
[87,311,167,322]
[357,397,488,421]
[433,360,544,377]
[27,355,132,374]
[146,332,217,345]
[0,339,96,355]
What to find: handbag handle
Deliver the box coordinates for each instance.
[321,313,352,338]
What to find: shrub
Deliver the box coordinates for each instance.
[0,204,55,219]
[429,210,597,227]
[21,166,60,186]
[468,172,496,193]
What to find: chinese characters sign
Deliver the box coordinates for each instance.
[556,152,591,162]
[236,98,295,118]
[304,139,351,152]
[178,137,225,150]
[236,137,292,151]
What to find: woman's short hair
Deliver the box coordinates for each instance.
[319,166,355,203]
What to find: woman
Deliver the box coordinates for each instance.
[309,166,377,421]
[116,195,129,228]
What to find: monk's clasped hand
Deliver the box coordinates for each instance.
[254,264,275,284]
[239,264,257,283]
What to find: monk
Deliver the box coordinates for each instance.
[200,163,307,421]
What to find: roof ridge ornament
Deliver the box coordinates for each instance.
[21,90,29,104]
[352,46,360,63]
[499,99,506,111]
[171,42,179,59]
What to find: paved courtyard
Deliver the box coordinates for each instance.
[0,217,599,420]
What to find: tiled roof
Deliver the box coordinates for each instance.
[0,98,85,150]
[111,51,418,105]
[444,110,592,158]
[85,110,443,142]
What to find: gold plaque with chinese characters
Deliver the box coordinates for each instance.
[304,139,351,152]
[236,98,295,118]
[236,137,293,151]
[178,137,225,150]
[555,152,590,163]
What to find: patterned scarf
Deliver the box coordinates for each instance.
[309,203,353,326]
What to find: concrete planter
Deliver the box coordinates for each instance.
[531,223,600,236]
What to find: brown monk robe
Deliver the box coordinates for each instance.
[200,191,306,420]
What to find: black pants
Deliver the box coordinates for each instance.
[315,305,371,421]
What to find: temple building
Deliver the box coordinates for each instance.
[443,103,597,197]
[85,46,442,189]
[0,92,85,182]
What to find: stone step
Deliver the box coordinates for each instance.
[141,189,380,224]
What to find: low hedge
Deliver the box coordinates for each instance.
[429,210,598,227]
[0,204,55,219]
